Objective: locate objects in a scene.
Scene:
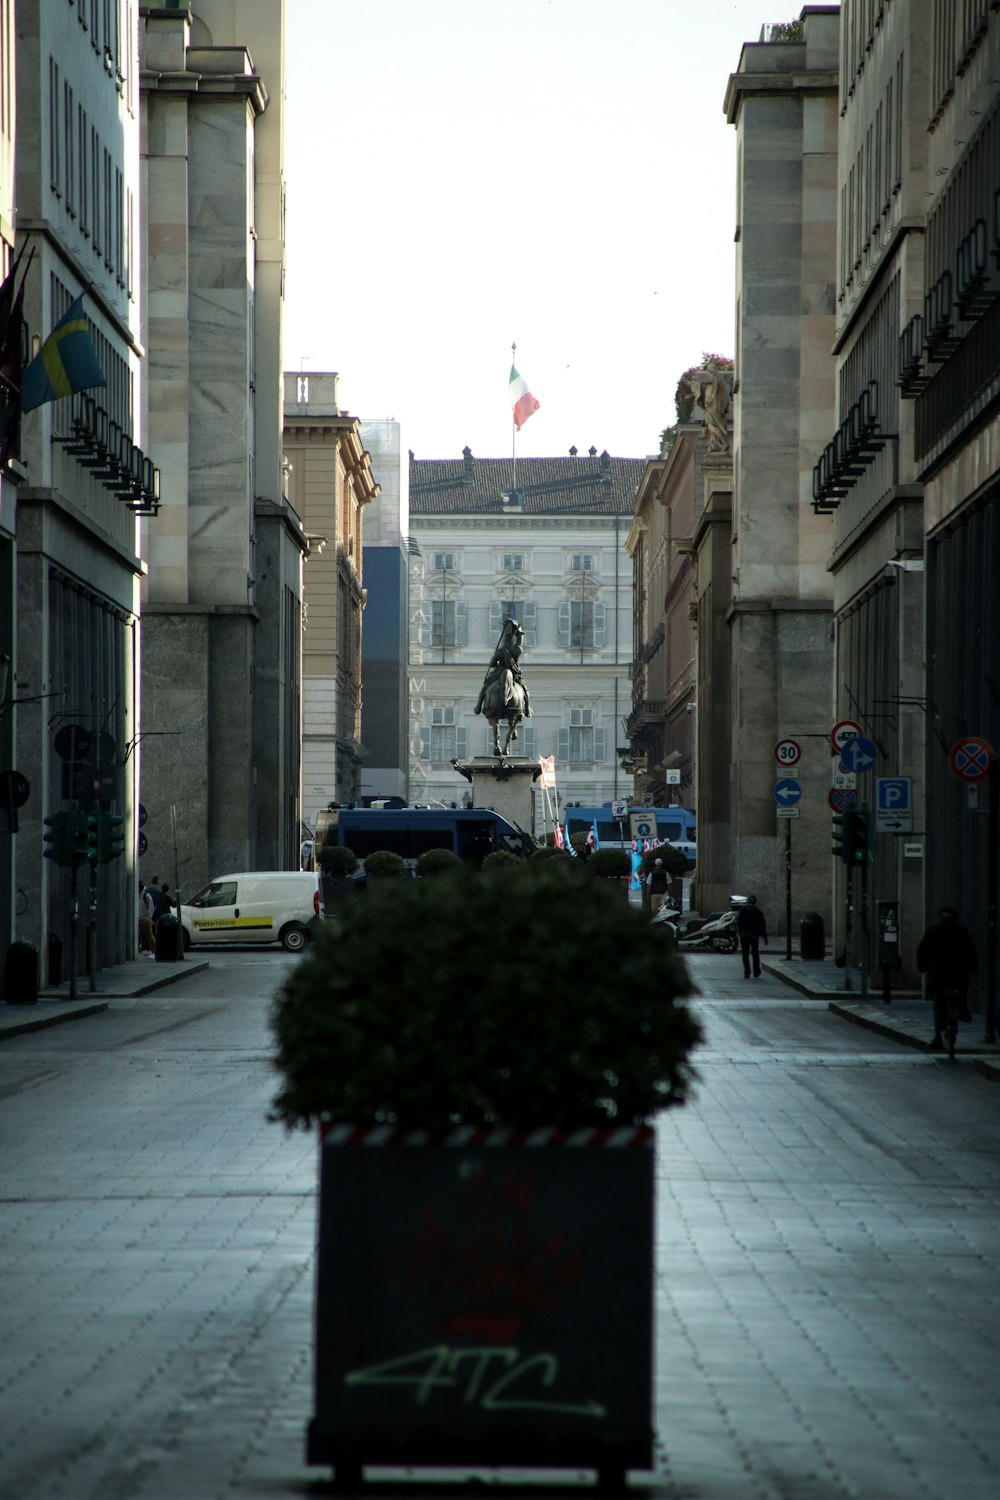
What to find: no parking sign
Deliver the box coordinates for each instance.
[948,737,995,782]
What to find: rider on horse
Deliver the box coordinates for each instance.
[474,616,532,717]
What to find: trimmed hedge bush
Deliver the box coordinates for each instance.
[362,849,405,880]
[640,844,688,879]
[316,844,358,877]
[480,849,521,873]
[588,848,632,880]
[270,863,702,1132]
[415,847,463,878]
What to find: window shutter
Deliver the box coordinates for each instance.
[456,727,468,760]
[595,727,607,763]
[523,601,537,647]
[558,599,571,648]
[489,600,503,638]
[593,601,607,647]
[456,600,468,647]
[558,727,570,762]
[485,725,495,755]
[519,724,536,759]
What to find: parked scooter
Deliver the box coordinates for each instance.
[655,898,742,953]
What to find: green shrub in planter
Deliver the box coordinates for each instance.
[640,843,688,879]
[414,847,463,878]
[480,849,521,874]
[362,848,405,880]
[316,844,358,878]
[587,847,632,880]
[531,843,570,861]
[270,863,701,1132]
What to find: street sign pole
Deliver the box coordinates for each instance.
[171,804,185,960]
[785,819,792,961]
[860,851,870,1002]
[843,871,853,992]
[987,764,999,1043]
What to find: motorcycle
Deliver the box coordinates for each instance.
[654,901,741,953]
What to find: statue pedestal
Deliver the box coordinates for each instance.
[453,757,540,837]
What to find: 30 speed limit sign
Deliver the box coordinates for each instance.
[773,738,802,768]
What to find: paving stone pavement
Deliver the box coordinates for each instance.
[0,949,998,1499]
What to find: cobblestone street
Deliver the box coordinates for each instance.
[0,950,998,1499]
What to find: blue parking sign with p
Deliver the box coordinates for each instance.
[877,777,911,813]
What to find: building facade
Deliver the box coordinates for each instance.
[719,7,840,929]
[408,449,640,833]
[139,0,304,896]
[912,0,1000,1032]
[283,372,378,830]
[804,0,930,979]
[625,426,701,814]
[4,0,145,992]
[0,0,18,980]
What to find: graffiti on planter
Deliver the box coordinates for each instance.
[344,1343,606,1418]
[381,1167,585,1343]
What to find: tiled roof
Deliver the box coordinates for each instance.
[409,450,647,517]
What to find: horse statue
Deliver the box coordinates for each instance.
[474,615,532,758]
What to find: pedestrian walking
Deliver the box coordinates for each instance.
[916,906,978,1050]
[138,881,156,958]
[737,894,768,978]
[645,857,669,913]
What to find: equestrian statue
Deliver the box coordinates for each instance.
[474,615,532,757]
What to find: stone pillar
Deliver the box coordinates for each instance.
[453,757,540,837]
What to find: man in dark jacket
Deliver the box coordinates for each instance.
[917,907,978,1050]
[737,895,768,978]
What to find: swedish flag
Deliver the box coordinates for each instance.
[22,294,106,413]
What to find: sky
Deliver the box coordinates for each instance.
[283,0,783,462]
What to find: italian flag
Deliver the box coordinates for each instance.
[509,364,540,430]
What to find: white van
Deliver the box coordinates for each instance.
[178,871,320,952]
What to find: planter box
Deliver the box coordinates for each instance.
[307,1124,656,1484]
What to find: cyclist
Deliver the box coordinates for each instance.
[917,906,978,1051]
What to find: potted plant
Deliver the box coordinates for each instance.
[587,847,632,895]
[316,844,359,914]
[414,847,462,879]
[361,848,405,880]
[270,863,702,1487]
[480,848,521,873]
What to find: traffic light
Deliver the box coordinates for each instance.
[43,811,71,866]
[85,812,99,861]
[845,809,872,866]
[832,811,848,863]
[97,812,126,862]
[42,809,89,868]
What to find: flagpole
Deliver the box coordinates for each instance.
[511,340,517,496]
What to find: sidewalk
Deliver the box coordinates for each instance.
[762,952,1000,1080]
[0,955,208,1040]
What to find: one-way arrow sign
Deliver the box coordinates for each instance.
[773,777,802,807]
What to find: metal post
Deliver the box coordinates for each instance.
[860,858,869,1001]
[171,804,185,960]
[986,763,998,1042]
[785,819,792,960]
[843,869,853,991]
[68,861,79,1001]
[87,858,98,992]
